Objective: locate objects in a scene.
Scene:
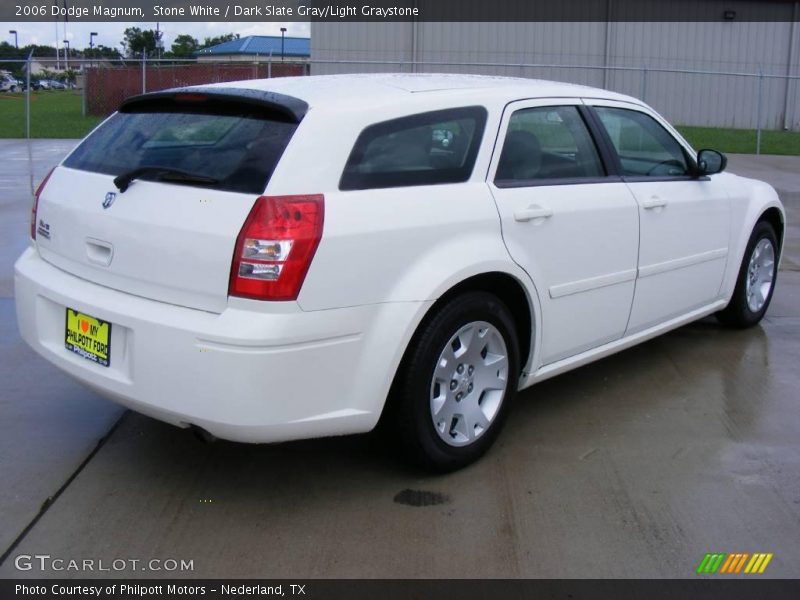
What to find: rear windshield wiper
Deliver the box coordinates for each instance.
[113,166,220,193]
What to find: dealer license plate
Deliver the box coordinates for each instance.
[65,308,111,367]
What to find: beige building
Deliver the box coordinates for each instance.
[311,13,800,130]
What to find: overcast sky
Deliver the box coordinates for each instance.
[1,21,310,52]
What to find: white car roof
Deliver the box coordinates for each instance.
[201,73,641,109]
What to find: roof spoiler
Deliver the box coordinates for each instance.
[119,87,309,123]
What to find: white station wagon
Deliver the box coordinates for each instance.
[15,74,785,470]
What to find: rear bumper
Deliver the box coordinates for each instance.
[14,247,426,443]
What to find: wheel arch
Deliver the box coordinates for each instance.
[720,177,785,302]
[426,272,535,372]
[757,206,785,259]
[378,270,537,427]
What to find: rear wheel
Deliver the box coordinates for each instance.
[716,221,778,328]
[389,291,520,472]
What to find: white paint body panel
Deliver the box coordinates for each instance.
[14,74,785,444]
[625,176,731,334]
[490,179,641,365]
[35,168,255,314]
[587,99,732,334]
[15,246,428,442]
[488,98,640,364]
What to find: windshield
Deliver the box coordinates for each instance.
[63,107,298,194]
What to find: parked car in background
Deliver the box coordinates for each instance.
[38,79,67,90]
[44,80,67,90]
[15,75,785,471]
[0,73,18,92]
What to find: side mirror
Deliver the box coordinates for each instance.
[696,149,727,176]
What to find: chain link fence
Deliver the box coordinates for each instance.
[2,55,799,154]
[0,55,308,139]
[82,58,307,116]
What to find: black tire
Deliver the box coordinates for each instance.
[387,291,520,472]
[716,221,779,328]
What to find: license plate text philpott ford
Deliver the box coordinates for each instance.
[65,308,111,367]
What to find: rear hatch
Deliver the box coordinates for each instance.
[35,88,306,313]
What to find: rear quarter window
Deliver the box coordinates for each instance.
[339,106,488,191]
[63,104,298,195]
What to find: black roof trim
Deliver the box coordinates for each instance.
[119,87,308,123]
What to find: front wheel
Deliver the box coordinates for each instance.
[389,291,520,472]
[716,221,778,328]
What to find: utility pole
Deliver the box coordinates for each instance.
[53,1,60,70]
[280,27,287,61]
[26,50,33,139]
[62,0,69,73]
[89,32,97,69]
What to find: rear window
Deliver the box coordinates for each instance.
[339,106,487,191]
[63,104,298,194]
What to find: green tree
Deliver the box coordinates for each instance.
[0,41,21,59]
[25,44,59,57]
[122,27,162,58]
[83,45,123,61]
[62,68,78,85]
[169,34,199,58]
[0,41,21,75]
[38,68,56,82]
[200,33,240,50]
[0,42,52,77]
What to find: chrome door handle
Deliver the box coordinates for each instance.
[514,205,553,222]
[641,196,667,209]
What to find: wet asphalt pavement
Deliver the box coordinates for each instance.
[0,141,797,578]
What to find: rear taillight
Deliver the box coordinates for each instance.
[229,195,325,301]
[31,167,55,240]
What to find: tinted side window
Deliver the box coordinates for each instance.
[495,105,605,184]
[339,107,487,191]
[594,107,690,177]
